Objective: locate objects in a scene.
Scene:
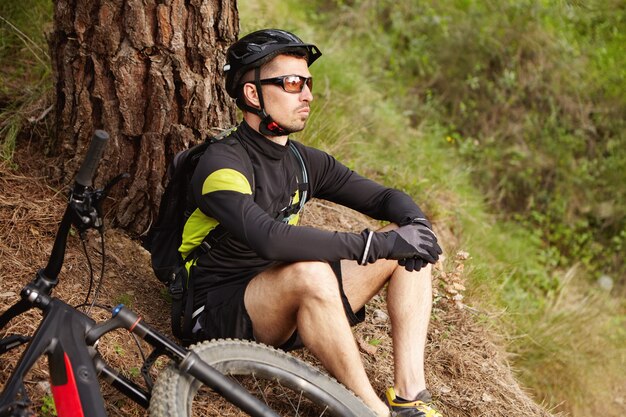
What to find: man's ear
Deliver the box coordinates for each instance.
[242,83,261,109]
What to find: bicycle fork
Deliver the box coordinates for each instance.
[86,305,280,417]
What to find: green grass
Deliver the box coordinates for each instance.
[114,293,135,309]
[0,113,20,162]
[40,394,57,417]
[0,0,53,162]
[509,278,626,416]
[238,1,626,415]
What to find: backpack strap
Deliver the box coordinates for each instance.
[290,141,309,209]
[169,269,185,340]
[275,142,308,222]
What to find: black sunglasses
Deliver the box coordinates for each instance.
[258,75,313,93]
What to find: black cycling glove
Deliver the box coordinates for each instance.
[358,220,442,269]
[386,220,442,264]
[398,257,426,272]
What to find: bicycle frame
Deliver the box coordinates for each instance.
[0,131,278,417]
[0,295,106,416]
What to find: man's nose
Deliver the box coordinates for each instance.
[300,84,313,102]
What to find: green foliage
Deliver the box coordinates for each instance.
[0,0,53,162]
[368,338,382,346]
[114,293,134,309]
[114,343,125,356]
[329,0,626,282]
[40,394,56,417]
[239,1,625,415]
[128,367,140,378]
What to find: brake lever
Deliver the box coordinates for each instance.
[70,173,129,235]
[101,173,130,198]
[69,187,101,234]
[92,173,130,223]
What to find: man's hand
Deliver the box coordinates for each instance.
[398,257,426,272]
[387,221,442,266]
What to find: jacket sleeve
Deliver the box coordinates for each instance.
[202,190,382,261]
[192,142,388,262]
[299,143,428,225]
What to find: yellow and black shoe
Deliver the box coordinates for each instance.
[385,387,443,417]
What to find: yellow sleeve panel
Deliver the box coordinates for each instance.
[178,208,219,258]
[286,189,301,225]
[202,168,252,195]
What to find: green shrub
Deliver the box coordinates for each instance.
[316,0,626,284]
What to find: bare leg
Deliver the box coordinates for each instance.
[341,223,435,401]
[244,224,436,413]
[387,264,432,399]
[244,261,390,416]
[341,260,433,400]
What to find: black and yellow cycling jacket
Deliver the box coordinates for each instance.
[182,120,426,306]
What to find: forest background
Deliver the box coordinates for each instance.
[1,0,624,416]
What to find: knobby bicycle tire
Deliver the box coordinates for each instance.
[149,339,377,417]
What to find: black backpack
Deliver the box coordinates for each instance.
[145,130,308,343]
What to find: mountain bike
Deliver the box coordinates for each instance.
[0,131,376,417]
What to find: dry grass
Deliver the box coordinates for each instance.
[0,148,556,417]
[507,268,626,417]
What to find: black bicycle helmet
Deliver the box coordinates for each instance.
[224,29,322,98]
[224,29,322,137]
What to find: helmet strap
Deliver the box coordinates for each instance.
[240,67,290,137]
[258,114,289,137]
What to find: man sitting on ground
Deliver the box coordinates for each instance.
[181,29,443,417]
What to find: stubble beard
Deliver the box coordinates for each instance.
[281,114,309,134]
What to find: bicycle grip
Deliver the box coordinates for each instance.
[75,130,109,187]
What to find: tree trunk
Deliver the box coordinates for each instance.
[49,0,239,235]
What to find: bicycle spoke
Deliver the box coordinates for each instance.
[276,379,299,414]
[189,374,336,417]
[296,389,303,415]
[250,372,270,405]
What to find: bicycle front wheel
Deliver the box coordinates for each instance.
[149,339,376,417]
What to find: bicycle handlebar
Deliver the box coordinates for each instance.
[40,131,110,286]
[75,130,109,188]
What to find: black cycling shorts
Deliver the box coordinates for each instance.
[194,260,365,351]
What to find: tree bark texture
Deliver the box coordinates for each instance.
[49,0,239,235]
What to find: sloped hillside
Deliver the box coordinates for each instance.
[0,148,556,416]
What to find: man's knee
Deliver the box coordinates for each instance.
[287,261,342,303]
[391,260,434,277]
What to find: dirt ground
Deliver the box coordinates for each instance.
[0,144,557,416]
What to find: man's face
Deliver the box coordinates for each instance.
[258,54,313,133]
